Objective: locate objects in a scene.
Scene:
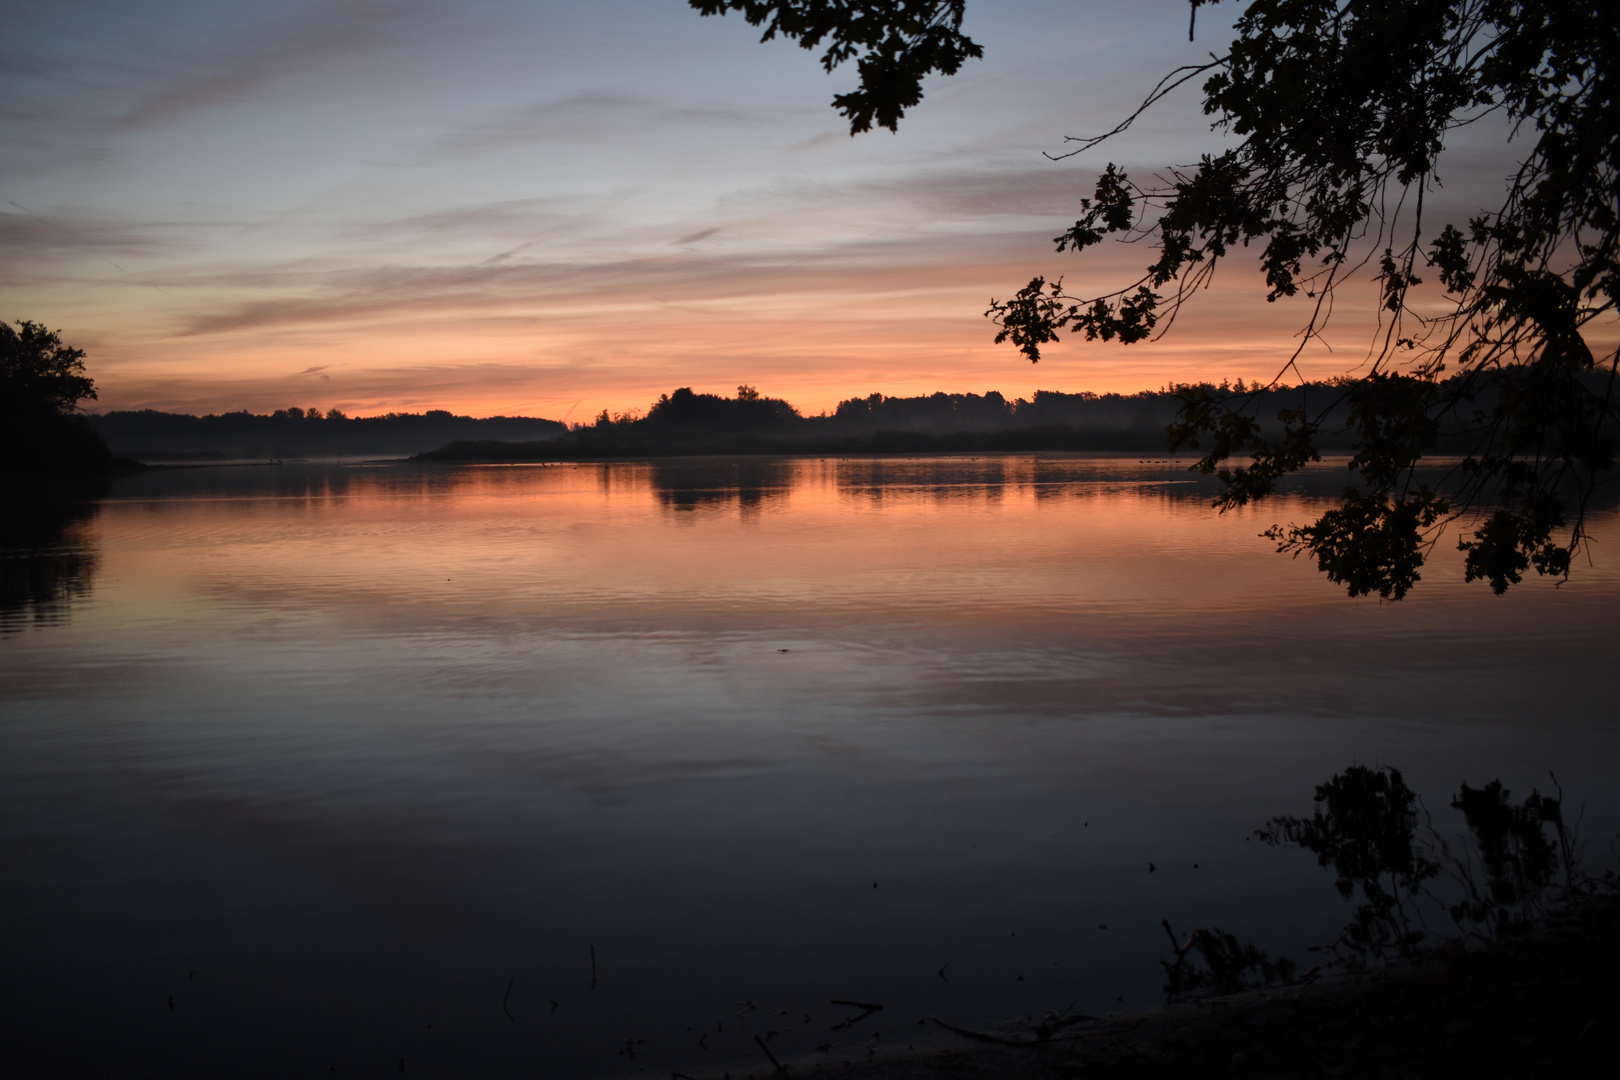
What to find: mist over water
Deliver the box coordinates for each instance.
[3,456,1617,1078]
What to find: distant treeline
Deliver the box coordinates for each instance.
[87,408,569,462]
[93,376,1492,464]
[420,382,1368,461]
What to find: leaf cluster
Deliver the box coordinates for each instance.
[689,0,982,133]
[983,2,1620,597]
[1,320,97,420]
[703,1,1617,596]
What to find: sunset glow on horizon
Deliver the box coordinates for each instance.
[4,0,1540,421]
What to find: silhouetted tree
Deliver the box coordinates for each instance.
[1,321,95,413]
[1,320,110,473]
[692,1,1618,598]
[642,385,800,433]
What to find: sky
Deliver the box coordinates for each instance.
[0,0,1527,420]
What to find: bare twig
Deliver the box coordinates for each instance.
[929,1016,1039,1046]
[830,999,883,1031]
[754,1033,785,1073]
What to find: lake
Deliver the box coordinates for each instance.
[3,455,1617,1078]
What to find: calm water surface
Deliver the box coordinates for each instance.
[3,456,1617,1078]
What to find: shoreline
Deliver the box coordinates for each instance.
[680,891,1616,1079]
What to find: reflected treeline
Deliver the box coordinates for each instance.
[626,456,1223,515]
[107,460,588,512]
[625,455,1620,518]
[627,456,1228,514]
[2,463,513,630]
[836,456,1011,506]
[1163,764,1584,1002]
[642,459,794,514]
[1,476,106,631]
[108,461,479,503]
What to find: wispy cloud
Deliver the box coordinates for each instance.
[427,91,646,153]
[785,130,846,154]
[109,2,429,131]
[159,219,1172,348]
[103,359,600,417]
[674,226,723,246]
[426,94,780,156]
[369,198,571,233]
[129,159,1103,341]
[8,0,1379,418]
[0,205,179,259]
[890,166,1087,219]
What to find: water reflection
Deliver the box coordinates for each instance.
[584,454,1224,515]
[0,476,104,630]
[1264,767,1577,954]
[1164,766,1582,1002]
[644,457,794,513]
[1,457,1617,1079]
[1142,763,1584,1007]
[835,456,1012,506]
[618,454,1225,514]
[1258,765,1441,962]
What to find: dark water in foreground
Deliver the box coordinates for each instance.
[3,456,1617,1078]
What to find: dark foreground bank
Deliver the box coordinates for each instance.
[702,889,1617,1080]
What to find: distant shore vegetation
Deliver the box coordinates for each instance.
[43,372,1620,469]
[87,407,567,462]
[89,381,1350,463]
[416,380,1460,462]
